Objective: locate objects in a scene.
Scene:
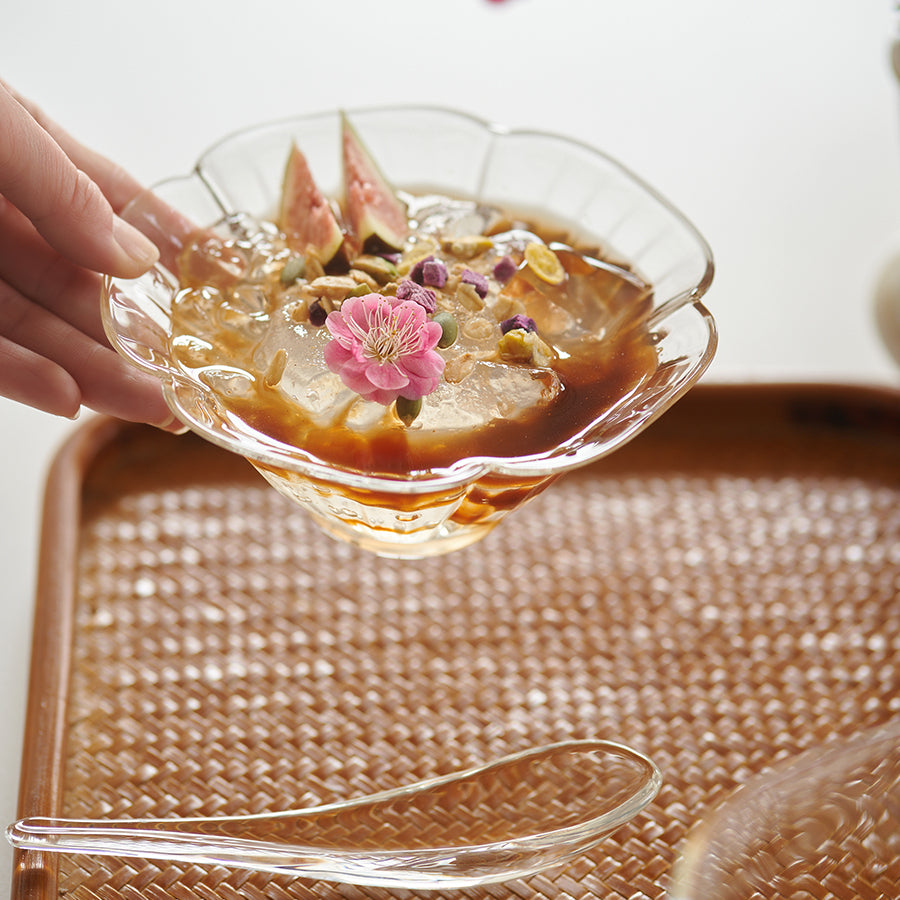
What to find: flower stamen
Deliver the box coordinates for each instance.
[324,293,445,407]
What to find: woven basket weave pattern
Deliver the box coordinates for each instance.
[20,388,900,899]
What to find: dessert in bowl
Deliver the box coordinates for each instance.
[103,106,716,558]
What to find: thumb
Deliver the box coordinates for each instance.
[0,84,158,278]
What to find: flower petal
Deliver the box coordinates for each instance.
[401,349,445,380]
[323,340,352,369]
[364,386,403,406]
[365,360,409,391]
[322,290,445,405]
[325,311,355,344]
[419,321,444,351]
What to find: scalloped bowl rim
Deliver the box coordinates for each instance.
[105,105,717,494]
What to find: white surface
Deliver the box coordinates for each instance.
[2,0,900,892]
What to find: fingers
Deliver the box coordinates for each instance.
[0,192,184,428]
[3,80,144,214]
[0,82,159,279]
[0,194,107,344]
[0,81,185,429]
[0,333,81,418]
[0,278,174,426]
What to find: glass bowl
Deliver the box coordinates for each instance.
[669,721,900,899]
[103,106,716,558]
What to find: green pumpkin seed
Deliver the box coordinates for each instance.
[433,311,458,349]
[395,395,423,426]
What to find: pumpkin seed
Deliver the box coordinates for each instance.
[395,395,423,426]
[433,311,458,348]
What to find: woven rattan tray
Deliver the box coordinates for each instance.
[12,383,900,900]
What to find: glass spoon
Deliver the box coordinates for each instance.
[7,739,660,889]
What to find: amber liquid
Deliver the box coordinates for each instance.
[236,329,653,476]
[172,206,657,479]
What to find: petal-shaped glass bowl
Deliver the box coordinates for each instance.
[103,106,716,558]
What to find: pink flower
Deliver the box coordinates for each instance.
[324,293,445,405]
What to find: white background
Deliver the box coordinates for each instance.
[2,0,900,892]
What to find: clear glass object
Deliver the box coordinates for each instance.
[7,740,661,889]
[669,720,900,899]
[103,106,716,558]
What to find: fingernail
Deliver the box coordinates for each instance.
[113,218,160,270]
[155,412,189,435]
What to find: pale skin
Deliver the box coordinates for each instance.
[0,80,178,428]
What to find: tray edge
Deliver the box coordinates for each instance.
[11,415,129,900]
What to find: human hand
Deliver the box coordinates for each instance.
[0,80,178,428]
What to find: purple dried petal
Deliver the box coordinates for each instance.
[381,252,401,264]
[396,279,438,314]
[409,255,434,284]
[500,314,537,334]
[461,268,489,298]
[422,259,448,288]
[493,255,517,283]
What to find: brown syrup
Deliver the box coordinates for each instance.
[229,303,655,476]
[173,203,658,479]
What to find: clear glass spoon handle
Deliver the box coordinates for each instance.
[8,740,660,889]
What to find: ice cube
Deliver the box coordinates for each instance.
[217,286,270,337]
[280,368,358,422]
[411,359,561,434]
[249,307,359,424]
[404,194,494,240]
[489,228,544,256]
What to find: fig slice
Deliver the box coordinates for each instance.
[341,113,408,255]
[278,142,345,264]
